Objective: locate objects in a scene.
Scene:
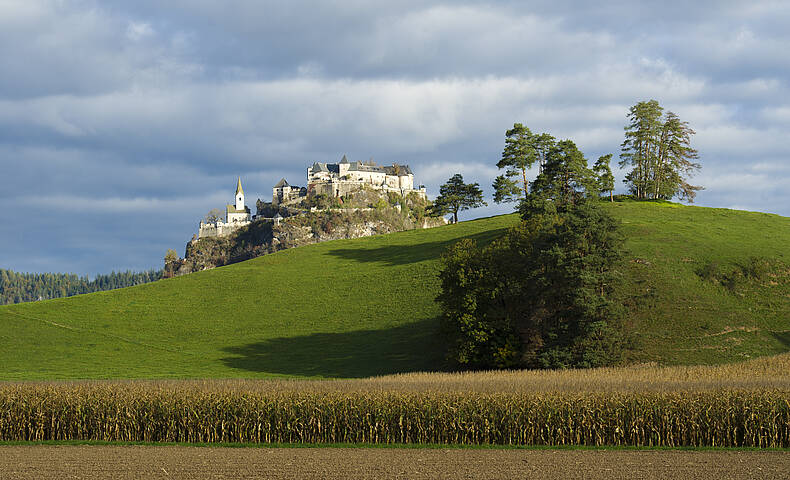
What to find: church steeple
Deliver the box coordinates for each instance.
[235,177,245,210]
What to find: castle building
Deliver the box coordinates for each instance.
[197,177,251,239]
[273,155,425,205]
[198,156,427,239]
[272,178,307,206]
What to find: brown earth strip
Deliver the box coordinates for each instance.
[1,445,789,480]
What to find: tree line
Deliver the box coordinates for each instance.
[431,99,701,225]
[0,269,163,305]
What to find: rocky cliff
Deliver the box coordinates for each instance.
[169,204,445,276]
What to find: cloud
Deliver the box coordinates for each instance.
[126,21,154,41]
[0,0,788,274]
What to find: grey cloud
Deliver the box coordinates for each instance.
[0,0,788,275]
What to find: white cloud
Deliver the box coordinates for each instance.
[1,0,789,274]
[126,21,154,41]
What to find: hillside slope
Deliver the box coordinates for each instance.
[0,201,788,379]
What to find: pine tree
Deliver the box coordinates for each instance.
[593,154,615,201]
[432,174,487,223]
[620,100,702,201]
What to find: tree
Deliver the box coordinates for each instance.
[530,139,598,206]
[593,154,615,201]
[432,174,487,223]
[204,208,224,223]
[491,175,521,204]
[438,198,625,369]
[532,132,557,172]
[0,268,162,305]
[620,100,702,201]
[441,133,626,370]
[495,123,556,202]
[655,111,702,202]
[164,249,180,278]
[498,123,534,197]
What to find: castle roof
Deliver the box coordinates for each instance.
[386,165,413,175]
[226,204,250,214]
[274,178,290,188]
[311,162,329,173]
[347,161,385,173]
[309,159,414,177]
[236,177,244,196]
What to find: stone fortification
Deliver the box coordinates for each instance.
[199,156,427,241]
[273,155,426,206]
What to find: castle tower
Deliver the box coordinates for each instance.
[235,177,245,211]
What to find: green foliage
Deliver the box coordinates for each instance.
[163,249,180,278]
[593,154,615,201]
[432,174,486,223]
[620,100,702,201]
[0,202,787,380]
[306,193,342,210]
[696,256,781,294]
[530,139,599,205]
[496,123,556,198]
[439,199,625,369]
[491,175,521,204]
[0,268,162,305]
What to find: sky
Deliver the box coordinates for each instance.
[1,0,788,275]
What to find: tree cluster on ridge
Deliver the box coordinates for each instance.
[436,99,702,370]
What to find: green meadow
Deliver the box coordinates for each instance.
[0,200,787,380]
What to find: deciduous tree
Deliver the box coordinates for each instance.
[204,208,224,223]
[164,249,180,278]
[438,198,625,369]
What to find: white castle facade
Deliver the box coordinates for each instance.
[273,155,426,206]
[197,177,251,239]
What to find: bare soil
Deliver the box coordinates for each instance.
[1,445,788,479]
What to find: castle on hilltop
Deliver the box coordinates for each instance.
[197,156,426,239]
[197,177,251,238]
[273,155,426,206]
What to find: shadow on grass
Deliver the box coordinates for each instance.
[325,228,510,266]
[771,331,790,349]
[220,319,446,378]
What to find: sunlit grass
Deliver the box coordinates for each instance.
[0,199,787,379]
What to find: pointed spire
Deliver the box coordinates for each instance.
[236,176,244,196]
[340,154,349,164]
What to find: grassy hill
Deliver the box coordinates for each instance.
[0,200,788,380]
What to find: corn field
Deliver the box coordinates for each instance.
[1,384,789,447]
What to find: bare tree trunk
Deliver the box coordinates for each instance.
[521,167,528,196]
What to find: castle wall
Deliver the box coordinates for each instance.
[227,212,250,223]
[307,171,423,200]
[198,220,250,239]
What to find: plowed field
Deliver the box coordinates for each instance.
[1,445,788,479]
